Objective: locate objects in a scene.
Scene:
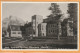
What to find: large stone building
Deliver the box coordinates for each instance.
[25,14,74,39]
[38,23,47,37]
[32,15,43,37]
[44,14,62,38]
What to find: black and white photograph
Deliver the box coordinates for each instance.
[2,2,79,49]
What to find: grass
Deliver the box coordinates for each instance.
[2,36,77,49]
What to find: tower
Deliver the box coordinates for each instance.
[32,15,43,37]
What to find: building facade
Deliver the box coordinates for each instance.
[44,14,62,38]
[46,23,59,37]
[67,18,73,36]
[61,18,74,37]
[38,23,47,37]
[32,15,43,37]
[7,25,22,38]
[25,14,74,39]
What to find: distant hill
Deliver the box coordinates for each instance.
[2,16,25,31]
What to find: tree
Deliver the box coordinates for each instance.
[49,3,62,16]
[67,3,78,35]
[48,3,62,40]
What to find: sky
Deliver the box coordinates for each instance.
[2,3,68,22]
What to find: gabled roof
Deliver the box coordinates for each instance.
[10,25,21,31]
[43,14,62,23]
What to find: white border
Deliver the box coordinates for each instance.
[1,1,79,51]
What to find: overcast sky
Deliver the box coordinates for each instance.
[2,3,68,22]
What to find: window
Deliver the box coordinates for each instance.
[50,25,52,27]
[57,23,58,25]
[51,30,52,32]
[48,30,50,33]
[42,27,43,30]
[13,32,16,34]
[33,31,35,34]
[18,32,21,34]
[43,33,44,36]
[53,24,54,27]
[53,30,54,33]
[51,25,52,27]
[55,30,56,32]
[12,27,16,30]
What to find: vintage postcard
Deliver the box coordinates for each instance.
[0,0,80,53]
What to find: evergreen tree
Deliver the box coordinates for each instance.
[49,3,62,16]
